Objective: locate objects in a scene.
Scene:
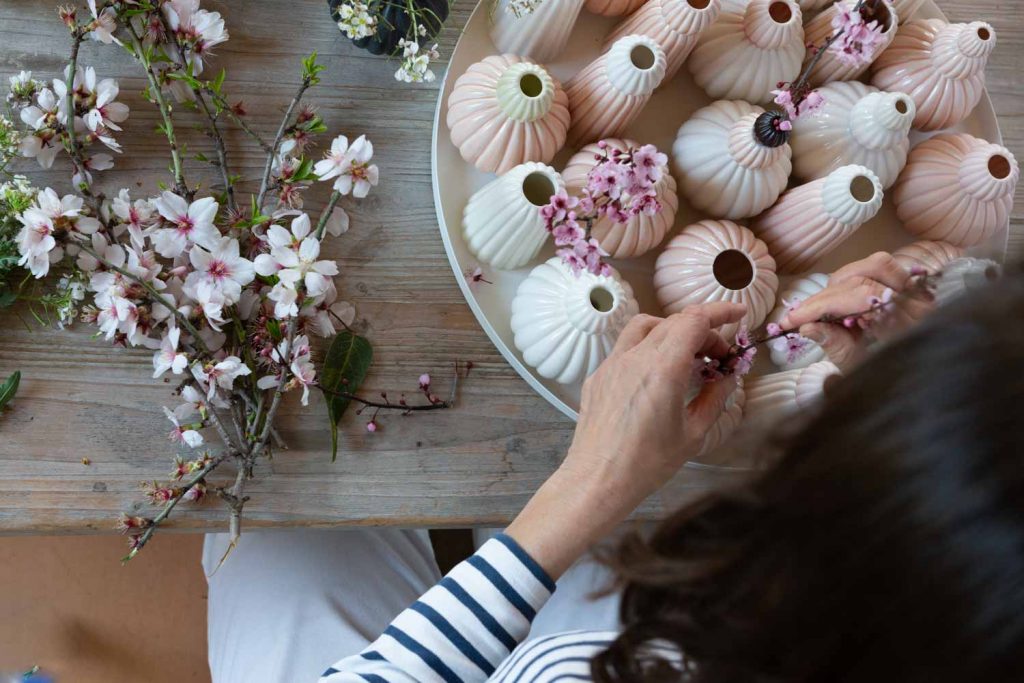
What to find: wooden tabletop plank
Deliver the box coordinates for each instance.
[0,0,1020,534]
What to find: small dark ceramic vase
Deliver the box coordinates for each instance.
[328,0,450,55]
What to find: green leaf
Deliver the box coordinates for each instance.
[212,68,227,94]
[320,332,373,462]
[0,288,16,309]
[0,371,20,412]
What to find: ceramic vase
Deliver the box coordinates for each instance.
[797,0,832,13]
[673,100,793,220]
[752,164,884,274]
[510,257,640,385]
[790,81,916,189]
[744,361,840,424]
[892,240,965,273]
[892,0,927,23]
[801,0,898,87]
[586,0,648,16]
[697,382,746,457]
[933,257,1000,305]
[765,273,830,370]
[605,0,722,81]
[562,138,678,258]
[490,0,585,63]
[462,161,564,270]
[871,19,996,131]
[447,56,570,175]
[565,34,668,147]
[654,219,779,339]
[688,0,805,104]
[893,133,1019,248]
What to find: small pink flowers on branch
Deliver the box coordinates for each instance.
[539,141,667,277]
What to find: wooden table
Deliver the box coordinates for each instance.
[0,0,1021,535]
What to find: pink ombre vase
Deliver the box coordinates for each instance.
[801,0,898,87]
[871,19,996,132]
[892,0,927,23]
[688,0,804,103]
[893,240,965,273]
[604,0,722,81]
[565,34,667,147]
[490,0,585,63]
[654,219,779,339]
[752,165,884,274]
[446,55,570,175]
[744,361,841,425]
[586,0,648,16]
[562,138,678,258]
[698,382,745,457]
[893,133,1019,248]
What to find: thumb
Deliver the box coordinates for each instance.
[687,374,738,436]
[801,323,863,373]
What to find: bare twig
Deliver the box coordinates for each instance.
[314,190,343,240]
[203,89,273,154]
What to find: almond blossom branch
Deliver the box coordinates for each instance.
[256,77,315,210]
[314,190,343,240]
[202,89,273,154]
[320,388,454,412]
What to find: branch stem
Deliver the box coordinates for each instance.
[256,78,313,210]
[314,190,343,240]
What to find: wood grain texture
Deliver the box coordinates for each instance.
[0,0,1020,535]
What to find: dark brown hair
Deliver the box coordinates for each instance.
[594,262,1024,683]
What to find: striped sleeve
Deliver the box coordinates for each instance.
[318,533,557,683]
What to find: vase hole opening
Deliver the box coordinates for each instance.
[989,155,1012,180]
[850,175,877,203]
[630,45,656,70]
[519,73,543,98]
[894,98,909,115]
[713,250,755,290]
[589,286,615,313]
[871,2,894,32]
[768,1,793,24]
[522,172,556,206]
[688,0,711,8]
[978,27,991,40]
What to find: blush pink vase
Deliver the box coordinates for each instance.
[697,382,746,457]
[654,219,779,339]
[565,34,667,147]
[586,0,648,16]
[562,138,678,258]
[447,56,570,175]
[893,133,1019,248]
[892,0,927,23]
[744,361,840,424]
[871,19,996,131]
[752,165,884,274]
[801,0,898,87]
[604,0,722,81]
[892,240,965,273]
[490,0,585,63]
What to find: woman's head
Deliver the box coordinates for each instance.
[596,262,1024,682]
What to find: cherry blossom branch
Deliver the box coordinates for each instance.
[256,77,314,210]
[202,89,273,154]
[320,388,454,412]
[313,190,343,240]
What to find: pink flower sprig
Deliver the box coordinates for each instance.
[539,141,667,277]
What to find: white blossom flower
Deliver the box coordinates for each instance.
[151,192,220,258]
[191,355,251,400]
[72,152,114,187]
[76,231,124,273]
[7,70,42,106]
[163,0,229,75]
[336,0,377,39]
[192,280,228,331]
[83,75,129,132]
[16,189,101,278]
[267,282,299,319]
[254,213,338,298]
[290,355,317,406]
[86,0,122,45]
[112,189,157,249]
[153,327,189,378]
[314,134,379,198]
[324,206,350,237]
[163,405,204,447]
[184,236,255,305]
[394,40,440,84]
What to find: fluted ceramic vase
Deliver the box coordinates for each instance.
[765,273,830,370]
[562,138,678,258]
[933,257,1000,305]
[790,81,916,189]
[510,258,640,385]
[797,0,832,13]
[893,133,1019,247]
[744,361,840,424]
[490,0,585,63]
[688,0,804,103]
[605,0,722,80]
[802,0,898,87]
[447,56,570,174]
[654,220,779,338]
[673,100,792,219]
[697,382,746,457]
[462,162,564,270]
[753,165,884,274]
[587,0,648,15]
[892,0,927,23]
[871,19,996,131]
[892,240,964,273]
[566,34,667,147]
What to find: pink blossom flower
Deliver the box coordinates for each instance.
[151,191,220,258]
[545,190,579,224]
[184,236,255,305]
[366,420,378,433]
[419,373,431,391]
[314,134,379,198]
[770,333,813,365]
[152,327,189,378]
[551,217,585,247]
[163,406,203,448]
[766,322,783,337]
[728,327,758,377]
[830,5,886,67]
[631,144,667,184]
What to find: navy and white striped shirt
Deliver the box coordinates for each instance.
[318,534,680,682]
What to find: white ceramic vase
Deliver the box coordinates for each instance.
[892,0,927,23]
[933,257,1000,305]
[892,240,965,274]
[801,0,898,87]
[565,34,668,147]
[790,81,916,189]
[462,162,564,270]
[490,0,586,63]
[752,165,885,274]
[697,382,746,457]
[586,0,648,15]
[654,219,779,339]
[604,0,723,81]
[673,100,792,220]
[562,138,678,258]
[797,0,832,13]
[688,0,805,104]
[510,257,640,385]
[447,56,570,174]
[765,273,830,370]
[744,361,840,425]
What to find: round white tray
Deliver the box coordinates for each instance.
[431,1,1006,421]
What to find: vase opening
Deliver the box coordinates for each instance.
[978,26,992,41]
[630,44,657,70]
[988,154,1012,180]
[688,0,712,8]
[713,250,755,290]
[519,73,543,98]
[522,172,556,206]
[850,175,877,203]
[894,97,910,115]
[768,1,793,24]
[589,285,616,313]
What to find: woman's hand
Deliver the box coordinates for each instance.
[506,302,746,578]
